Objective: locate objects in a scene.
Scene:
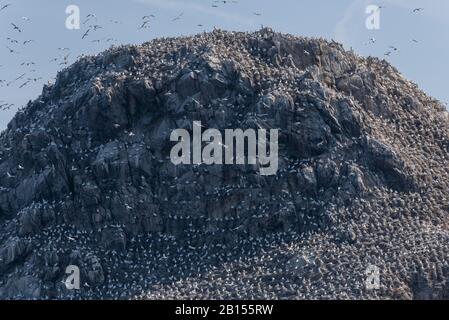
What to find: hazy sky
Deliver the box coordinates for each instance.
[0,0,448,129]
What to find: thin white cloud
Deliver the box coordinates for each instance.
[135,0,255,27]
[334,0,449,44]
[334,0,365,44]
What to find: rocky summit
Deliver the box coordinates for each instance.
[0,29,448,300]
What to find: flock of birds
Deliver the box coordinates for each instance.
[0,2,433,113]
[366,7,425,57]
[0,0,267,112]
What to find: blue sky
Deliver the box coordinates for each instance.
[0,0,448,129]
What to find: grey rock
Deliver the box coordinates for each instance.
[0,29,448,300]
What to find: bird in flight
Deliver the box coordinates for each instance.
[14,73,26,81]
[89,24,103,31]
[253,12,262,16]
[214,0,237,4]
[19,80,31,88]
[6,37,18,44]
[59,53,70,66]
[139,20,151,29]
[28,77,42,82]
[11,23,22,32]
[83,13,97,24]
[142,14,156,20]
[6,46,19,54]
[82,29,91,39]
[23,40,34,45]
[413,8,424,13]
[0,3,11,11]
[20,61,35,66]
[172,12,184,22]
[364,37,376,45]
[1,104,13,111]
[7,73,26,86]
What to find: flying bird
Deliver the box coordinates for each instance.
[0,3,11,11]
[213,0,237,5]
[19,80,31,88]
[11,23,22,32]
[82,29,91,39]
[142,14,156,20]
[14,73,26,81]
[59,53,70,65]
[139,20,151,29]
[365,37,376,45]
[23,40,34,45]
[90,24,103,31]
[28,77,42,82]
[172,12,184,22]
[6,46,18,54]
[413,8,424,13]
[83,13,97,24]
[6,37,18,44]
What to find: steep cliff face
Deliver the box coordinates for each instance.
[0,29,448,299]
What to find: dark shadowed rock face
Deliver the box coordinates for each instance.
[0,29,449,299]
